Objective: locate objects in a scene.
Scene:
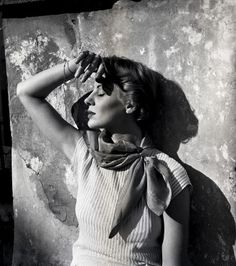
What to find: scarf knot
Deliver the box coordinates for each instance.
[91,130,172,238]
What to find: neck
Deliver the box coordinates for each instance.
[108,124,143,146]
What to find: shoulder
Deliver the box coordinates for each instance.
[70,130,99,167]
[156,152,191,200]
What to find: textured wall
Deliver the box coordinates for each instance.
[4,15,80,266]
[3,0,236,265]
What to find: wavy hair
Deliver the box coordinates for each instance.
[97,55,198,149]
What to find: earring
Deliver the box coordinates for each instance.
[125,104,136,114]
[126,108,133,114]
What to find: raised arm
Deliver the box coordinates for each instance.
[16,51,103,162]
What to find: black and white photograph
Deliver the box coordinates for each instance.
[0,0,235,265]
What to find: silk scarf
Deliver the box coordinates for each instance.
[90,130,172,239]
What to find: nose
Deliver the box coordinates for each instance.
[84,92,95,106]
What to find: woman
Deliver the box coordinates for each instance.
[17,51,193,266]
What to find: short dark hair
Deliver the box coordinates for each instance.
[99,56,163,127]
[99,55,198,149]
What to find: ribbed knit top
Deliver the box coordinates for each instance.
[70,135,191,266]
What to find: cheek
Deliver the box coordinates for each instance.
[102,101,124,115]
[93,99,126,127]
[96,95,123,114]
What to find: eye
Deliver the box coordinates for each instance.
[97,85,105,96]
[98,90,105,96]
[97,90,105,96]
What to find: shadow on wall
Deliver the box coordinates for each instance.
[0,169,14,266]
[155,79,236,265]
[185,163,236,265]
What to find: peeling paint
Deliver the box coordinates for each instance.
[193,84,200,93]
[139,47,146,55]
[205,41,213,50]
[147,0,167,9]
[18,150,42,175]
[147,34,157,70]
[211,48,233,63]
[216,90,227,98]
[213,146,220,162]
[218,111,225,123]
[202,0,211,10]
[223,171,236,201]
[5,31,64,81]
[165,46,179,58]
[176,63,182,72]
[220,144,229,161]
[182,26,203,46]
[30,157,43,173]
[112,32,123,42]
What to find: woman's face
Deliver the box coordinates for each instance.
[84,83,131,132]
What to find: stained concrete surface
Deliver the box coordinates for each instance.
[3,0,236,265]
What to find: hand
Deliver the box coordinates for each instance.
[74,51,105,83]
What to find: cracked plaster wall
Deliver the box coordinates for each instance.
[3,0,236,265]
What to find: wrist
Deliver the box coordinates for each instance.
[67,58,78,74]
[63,59,77,83]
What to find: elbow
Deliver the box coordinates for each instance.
[16,82,29,101]
[16,82,24,98]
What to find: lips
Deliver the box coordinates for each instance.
[87,110,95,119]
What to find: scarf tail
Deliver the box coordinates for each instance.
[91,130,172,238]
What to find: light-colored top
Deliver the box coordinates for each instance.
[70,135,191,266]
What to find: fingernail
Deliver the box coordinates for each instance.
[74,68,81,78]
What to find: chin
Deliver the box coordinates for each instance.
[87,121,103,130]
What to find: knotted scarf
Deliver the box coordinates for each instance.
[90,130,172,239]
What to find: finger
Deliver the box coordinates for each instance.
[74,53,95,78]
[80,56,100,82]
[80,55,101,83]
[81,68,94,83]
[75,50,89,64]
[89,55,101,73]
[82,55,101,76]
[95,63,105,81]
[74,65,84,78]
[81,52,95,69]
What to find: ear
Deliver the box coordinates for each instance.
[125,104,137,114]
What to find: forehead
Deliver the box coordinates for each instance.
[92,82,125,103]
[95,81,121,93]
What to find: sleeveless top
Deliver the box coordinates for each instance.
[70,134,191,266]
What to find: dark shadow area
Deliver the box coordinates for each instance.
[156,79,236,265]
[0,170,14,266]
[1,0,118,18]
[0,13,14,266]
[185,164,236,265]
[1,0,141,18]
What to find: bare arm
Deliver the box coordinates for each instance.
[16,51,103,162]
[162,187,193,266]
